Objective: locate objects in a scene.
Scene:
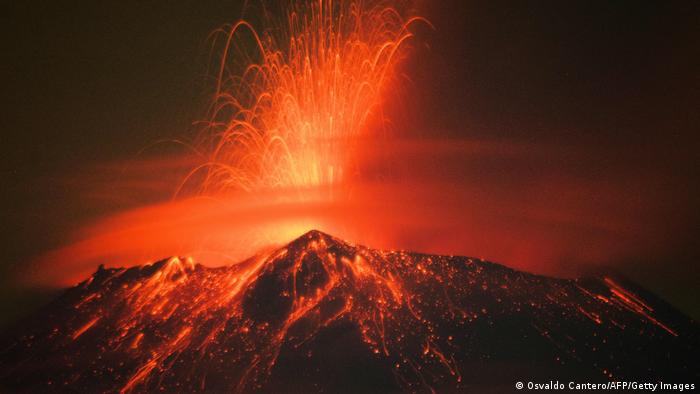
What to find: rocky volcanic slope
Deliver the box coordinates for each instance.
[1,230,698,393]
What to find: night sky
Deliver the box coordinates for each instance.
[2,1,699,324]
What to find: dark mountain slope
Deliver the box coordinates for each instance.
[1,230,697,393]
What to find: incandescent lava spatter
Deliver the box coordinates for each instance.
[1,230,698,393]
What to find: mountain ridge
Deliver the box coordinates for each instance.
[1,230,698,393]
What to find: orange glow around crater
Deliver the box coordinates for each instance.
[26,0,429,286]
[21,1,687,289]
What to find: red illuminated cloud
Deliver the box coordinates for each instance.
[24,137,688,287]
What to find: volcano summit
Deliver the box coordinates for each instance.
[1,230,697,393]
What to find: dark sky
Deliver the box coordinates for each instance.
[1,1,699,321]
[410,0,700,318]
[2,1,239,276]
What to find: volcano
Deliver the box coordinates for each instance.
[1,230,697,393]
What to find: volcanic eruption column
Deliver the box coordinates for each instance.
[4,1,696,393]
[182,0,424,194]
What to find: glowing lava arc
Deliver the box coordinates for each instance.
[182,0,427,194]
